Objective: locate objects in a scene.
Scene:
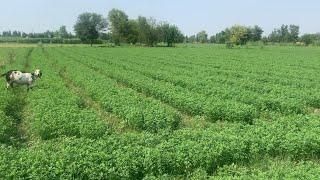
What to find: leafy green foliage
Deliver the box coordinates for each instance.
[269,24,300,43]
[1,45,320,178]
[26,49,109,140]
[74,12,107,46]
[196,30,208,43]
[1,114,320,178]
[107,9,184,47]
[157,22,184,47]
[46,48,181,132]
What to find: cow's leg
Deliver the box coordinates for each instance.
[6,81,13,89]
[27,82,34,92]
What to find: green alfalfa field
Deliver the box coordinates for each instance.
[1,44,320,179]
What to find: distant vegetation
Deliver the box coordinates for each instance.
[1,9,320,47]
[189,25,320,47]
[74,12,107,46]
[72,9,184,47]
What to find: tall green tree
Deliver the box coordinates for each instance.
[269,29,281,42]
[196,31,208,43]
[57,25,69,38]
[300,33,320,46]
[157,22,184,46]
[229,25,249,45]
[187,35,196,43]
[137,16,158,46]
[108,9,129,45]
[268,24,299,43]
[209,35,216,43]
[280,25,290,42]
[289,25,299,42]
[74,12,107,46]
[126,20,139,44]
[300,34,313,46]
[215,29,231,44]
[248,25,263,41]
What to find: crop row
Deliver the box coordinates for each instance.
[69,47,318,113]
[55,48,266,123]
[0,114,320,178]
[0,48,31,145]
[22,48,109,140]
[45,48,181,132]
[183,159,320,179]
[77,46,320,95]
[152,46,320,84]
[73,46,320,89]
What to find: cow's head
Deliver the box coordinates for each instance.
[34,69,42,79]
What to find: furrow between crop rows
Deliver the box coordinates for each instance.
[55,48,260,124]
[65,47,318,114]
[54,49,202,127]
[71,47,319,88]
[22,48,110,140]
[45,47,182,132]
[41,47,126,132]
[0,48,33,146]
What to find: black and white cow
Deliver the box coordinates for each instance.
[1,69,42,90]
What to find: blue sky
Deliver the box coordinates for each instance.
[0,0,319,36]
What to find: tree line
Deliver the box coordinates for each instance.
[1,9,320,46]
[187,25,320,46]
[73,9,184,46]
[0,26,74,39]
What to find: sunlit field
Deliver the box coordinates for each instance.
[1,44,320,178]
